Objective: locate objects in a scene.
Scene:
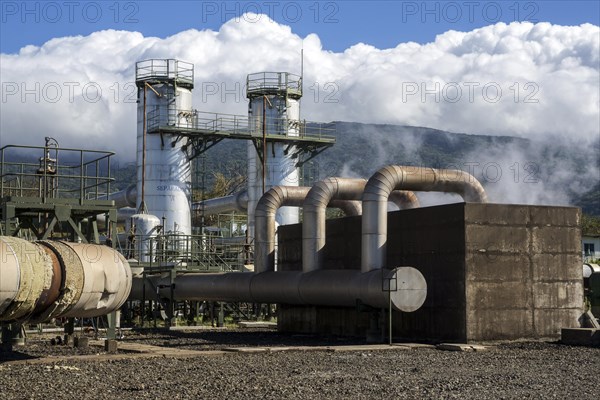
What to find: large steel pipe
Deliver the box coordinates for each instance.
[303,178,421,273]
[254,186,364,273]
[130,266,426,312]
[0,237,56,322]
[297,267,425,311]
[0,237,132,323]
[108,184,137,209]
[255,186,309,273]
[303,178,367,273]
[362,166,488,272]
[191,190,249,215]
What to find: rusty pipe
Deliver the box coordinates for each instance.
[0,237,132,324]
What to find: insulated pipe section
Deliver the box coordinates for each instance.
[191,190,249,215]
[255,186,365,273]
[302,178,421,272]
[390,190,420,209]
[108,184,137,209]
[130,267,427,312]
[0,237,57,322]
[56,241,132,318]
[0,237,132,323]
[303,178,367,273]
[255,186,310,273]
[362,165,488,272]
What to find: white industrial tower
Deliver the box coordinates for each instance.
[135,59,194,236]
[246,72,303,238]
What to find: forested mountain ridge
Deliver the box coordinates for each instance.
[105,121,599,216]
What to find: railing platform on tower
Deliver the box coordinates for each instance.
[135,59,194,88]
[146,107,336,163]
[0,143,117,242]
[246,72,303,99]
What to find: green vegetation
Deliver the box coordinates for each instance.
[582,214,600,236]
[102,121,599,217]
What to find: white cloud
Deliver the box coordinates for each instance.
[1,16,598,159]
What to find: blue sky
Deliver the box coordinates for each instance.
[1,1,599,53]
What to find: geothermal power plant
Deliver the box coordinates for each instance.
[1,58,598,356]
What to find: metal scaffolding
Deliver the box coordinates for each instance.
[0,141,117,243]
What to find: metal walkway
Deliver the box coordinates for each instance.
[146,108,336,163]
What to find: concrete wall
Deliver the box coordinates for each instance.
[277,203,584,342]
[463,204,583,341]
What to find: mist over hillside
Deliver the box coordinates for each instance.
[106,121,599,216]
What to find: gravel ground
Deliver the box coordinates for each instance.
[1,329,599,400]
[122,328,365,350]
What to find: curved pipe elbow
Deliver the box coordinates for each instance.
[362,165,487,203]
[330,200,362,216]
[362,165,488,272]
[390,190,420,209]
[255,186,311,273]
[303,178,367,273]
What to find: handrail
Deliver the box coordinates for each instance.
[246,72,302,95]
[128,233,247,271]
[146,107,336,141]
[0,144,114,200]
[135,59,194,84]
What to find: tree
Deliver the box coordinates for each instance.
[193,170,247,228]
[582,214,600,236]
[206,172,245,198]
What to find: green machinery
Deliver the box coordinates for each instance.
[0,138,117,242]
[0,138,119,345]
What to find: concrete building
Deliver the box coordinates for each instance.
[278,203,584,342]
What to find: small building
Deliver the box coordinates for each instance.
[278,203,584,342]
[582,234,600,262]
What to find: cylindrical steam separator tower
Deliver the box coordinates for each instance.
[135,59,194,235]
[246,72,302,238]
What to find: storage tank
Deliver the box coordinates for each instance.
[246,72,302,238]
[131,213,161,262]
[135,59,193,236]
